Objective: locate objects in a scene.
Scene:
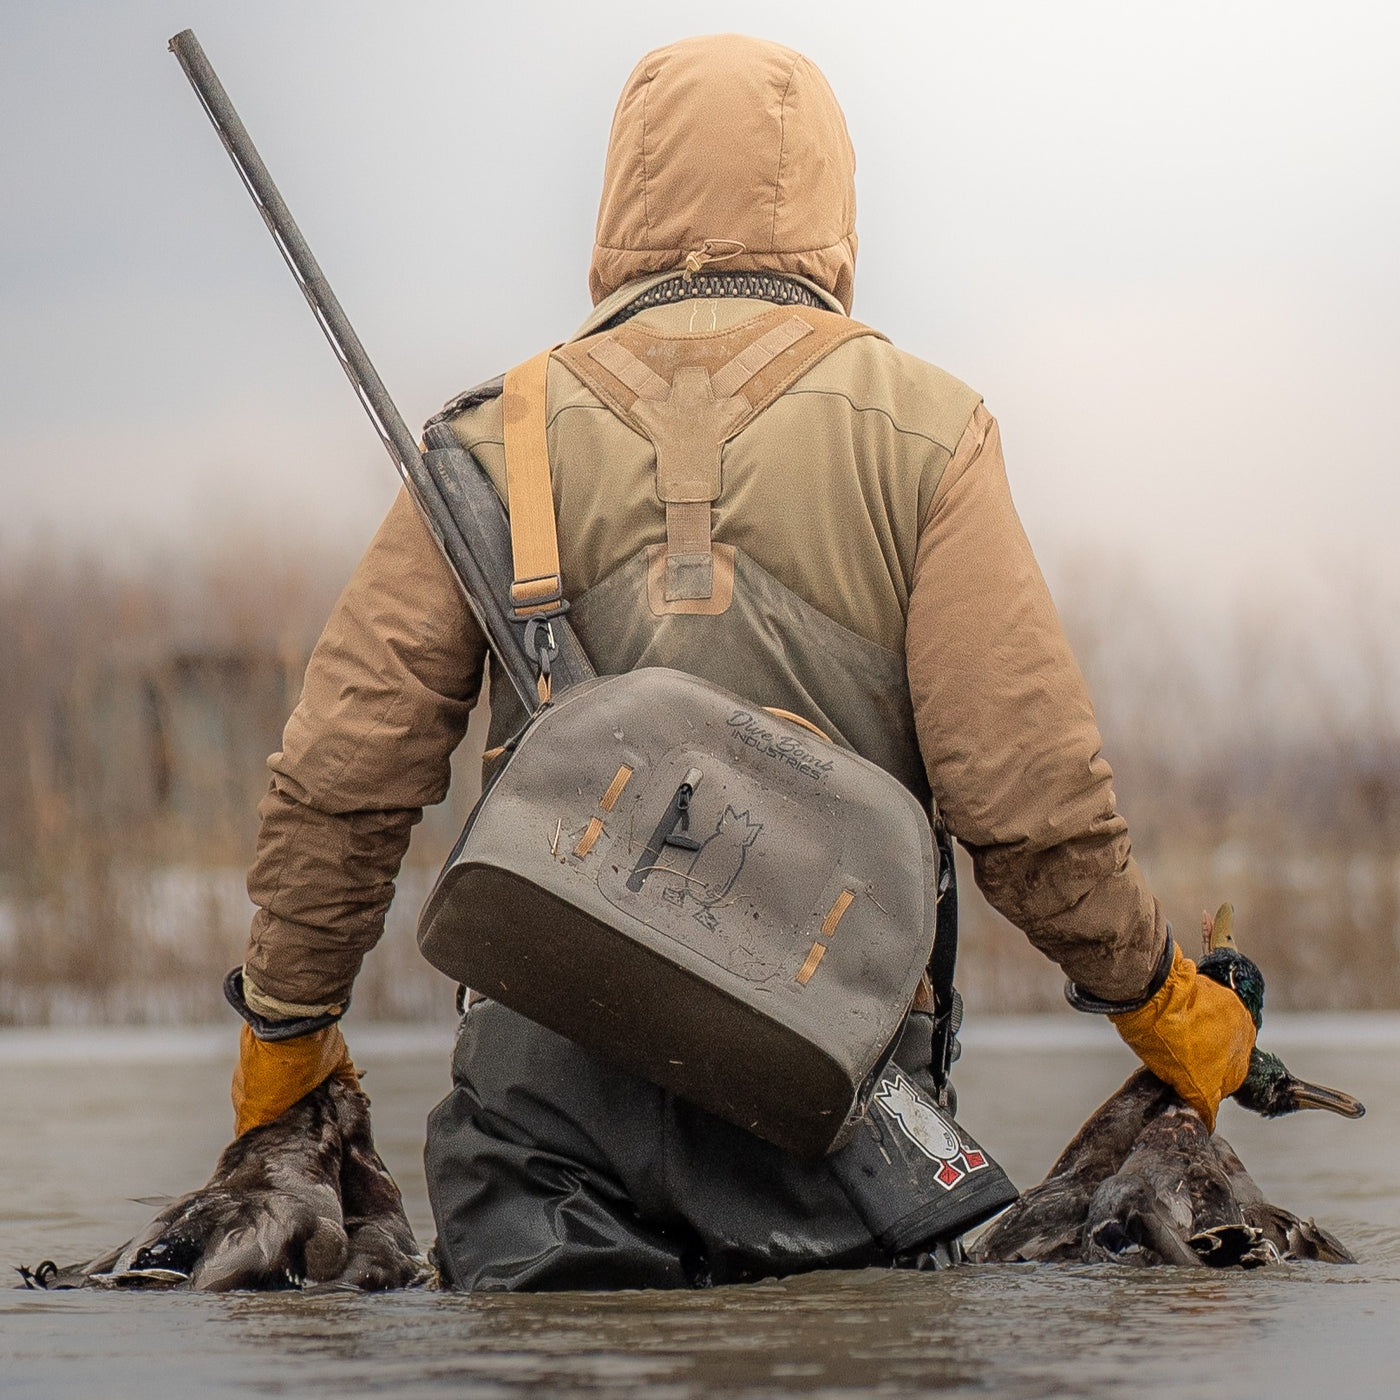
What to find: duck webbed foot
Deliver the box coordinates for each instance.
[20,1077,430,1292]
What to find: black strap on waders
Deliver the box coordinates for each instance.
[928,819,963,1107]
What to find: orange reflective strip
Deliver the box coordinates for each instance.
[598,765,633,812]
[763,707,831,742]
[573,817,605,859]
[821,890,855,938]
[796,942,826,986]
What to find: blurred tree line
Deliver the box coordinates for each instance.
[0,538,1396,1023]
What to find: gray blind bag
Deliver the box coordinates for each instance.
[420,667,938,1158]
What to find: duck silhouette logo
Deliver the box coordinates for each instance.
[661,805,762,931]
[874,1069,988,1189]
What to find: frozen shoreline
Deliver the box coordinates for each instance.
[3,1010,1399,1067]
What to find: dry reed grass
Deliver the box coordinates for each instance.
[0,538,1395,1024]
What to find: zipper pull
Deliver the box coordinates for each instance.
[626,768,704,890]
[666,776,703,851]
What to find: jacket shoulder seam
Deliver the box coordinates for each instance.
[780,386,965,455]
[448,402,616,457]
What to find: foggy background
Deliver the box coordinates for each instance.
[2,0,1398,1021]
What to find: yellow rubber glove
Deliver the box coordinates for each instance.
[231,1023,359,1137]
[1109,944,1256,1131]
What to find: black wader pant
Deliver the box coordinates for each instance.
[426,1001,992,1292]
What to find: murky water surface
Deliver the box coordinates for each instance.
[3,1016,1397,1398]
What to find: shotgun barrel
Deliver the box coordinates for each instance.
[167,28,590,707]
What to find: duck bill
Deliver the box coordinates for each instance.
[1288,1078,1366,1118]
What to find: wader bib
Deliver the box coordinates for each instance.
[420,300,1015,1283]
[427,999,1012,1292]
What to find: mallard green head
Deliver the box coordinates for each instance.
[1232,1048,1366,1119]
[1194,902,1364,1119]
[1197,901,1265,1029]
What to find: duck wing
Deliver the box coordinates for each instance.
[324,1076,429,1290]
[971,1071,1175,1263]
[1085,1105,1241,1266]
[1043,1070,1176,1179]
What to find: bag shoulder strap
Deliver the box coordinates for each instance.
[501,346,563,622]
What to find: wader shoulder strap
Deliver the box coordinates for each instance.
[557,306,883,606]
[908,819,961,1096]
[496,308,882,682]
[558,305,883,429]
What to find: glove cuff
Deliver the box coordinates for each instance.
[1064,934,1176,1015]
[232,1021,356,1137]
[224,966,348,1042]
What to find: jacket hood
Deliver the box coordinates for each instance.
[589,34,858,313]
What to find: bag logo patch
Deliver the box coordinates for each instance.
[875,1068,989,1190]
[727,710,834,781]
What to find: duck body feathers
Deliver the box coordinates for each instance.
[969,1070,1175,1264]
[972,1071,1357,1269]
[21,1077,429,1293]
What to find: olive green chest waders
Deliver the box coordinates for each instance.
[419,300,1016,1289]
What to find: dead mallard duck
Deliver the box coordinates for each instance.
[973,905,1363,1268]
[20,1075,429,1292]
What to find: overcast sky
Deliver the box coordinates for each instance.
[3,0,1398,628]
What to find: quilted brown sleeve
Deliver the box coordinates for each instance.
[905,405,1168,1001]
[243,488,487,1006]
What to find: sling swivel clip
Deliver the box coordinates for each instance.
[523,611,566,682]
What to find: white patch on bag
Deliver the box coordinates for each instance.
[875,1069,989,1190]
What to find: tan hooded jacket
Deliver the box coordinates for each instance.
[242,34,1167,1020]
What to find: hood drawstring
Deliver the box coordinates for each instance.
[680,239,747,281]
